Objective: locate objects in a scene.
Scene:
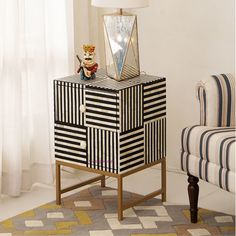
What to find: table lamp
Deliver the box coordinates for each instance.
[91,0,149,81]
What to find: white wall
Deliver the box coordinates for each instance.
[74,0,235,170]
[134,0,235,169]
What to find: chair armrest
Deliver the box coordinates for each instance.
[196,74,235,127]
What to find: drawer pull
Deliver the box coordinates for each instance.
[80,141,86,149]
[80,104,86,113]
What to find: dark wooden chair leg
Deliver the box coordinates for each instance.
[188,174,199,223]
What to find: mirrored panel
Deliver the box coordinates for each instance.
[121,19,139,80]
[104,23,116,79]
[104,15,139,80]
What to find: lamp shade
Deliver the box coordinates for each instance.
[91,0,149,9]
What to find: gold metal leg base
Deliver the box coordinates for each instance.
[55,158,167,221]
[101,175,106,187]
[56,162,106,206]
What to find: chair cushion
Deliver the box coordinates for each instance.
[181,126,235,172]
[181,151,235,193]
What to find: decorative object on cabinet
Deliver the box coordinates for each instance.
[181,73,235,223]
[54,71,166,220]
[76,45,98,81]
[91,0,149,81]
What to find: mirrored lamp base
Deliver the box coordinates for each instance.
[103,13,140,81]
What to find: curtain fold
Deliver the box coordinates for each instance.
[0,0,74,196]
[74,0,106,71]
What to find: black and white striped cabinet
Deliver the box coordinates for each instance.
[54,73,166,174]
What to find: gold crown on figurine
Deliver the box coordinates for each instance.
[83,45,95,53]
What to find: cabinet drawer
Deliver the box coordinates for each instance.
[85,88,119,132]
[85,85,143,133]
[54,81,85,126]
[54,124,87,166]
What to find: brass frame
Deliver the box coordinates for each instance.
[56,158,166,221]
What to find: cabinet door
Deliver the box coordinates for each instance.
[87,127,118,173]
[54,124,87,166]
[85,88,119,132]
[54,81,85,126]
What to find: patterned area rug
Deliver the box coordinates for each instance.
[0,186,235,236]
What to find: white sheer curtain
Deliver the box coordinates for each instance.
[74,0,105,71]
[0,0,74,196]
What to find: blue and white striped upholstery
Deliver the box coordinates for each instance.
[181,74,236,193]
[181,126,235,192]
[197,74,235,127]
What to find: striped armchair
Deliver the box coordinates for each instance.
[181,74,235,223]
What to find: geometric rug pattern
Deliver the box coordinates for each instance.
[0,186,235,236]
